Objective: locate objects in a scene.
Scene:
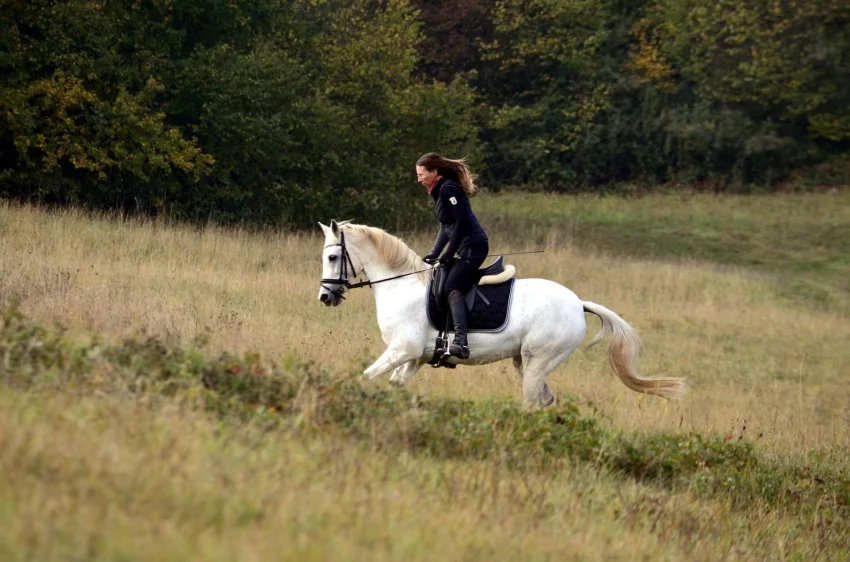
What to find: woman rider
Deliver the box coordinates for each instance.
[416,153,489,359]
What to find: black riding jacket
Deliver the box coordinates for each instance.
[428,178,488,258]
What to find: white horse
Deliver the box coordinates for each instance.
[317,220,685,409]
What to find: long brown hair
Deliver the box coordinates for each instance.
[416,153,478,196]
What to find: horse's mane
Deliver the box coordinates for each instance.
[340,223,429,283]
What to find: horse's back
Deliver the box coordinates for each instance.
[513,277,584,310]
[507,277,587,341]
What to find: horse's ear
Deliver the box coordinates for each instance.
[318,222,331,237]
[330,219,340,238]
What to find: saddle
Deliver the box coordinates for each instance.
[427,256,517,368]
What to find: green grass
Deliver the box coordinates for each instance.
[475,191,850,313]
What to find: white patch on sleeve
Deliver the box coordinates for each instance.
[449,197,457,205]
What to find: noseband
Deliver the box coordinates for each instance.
[320,231,371,301]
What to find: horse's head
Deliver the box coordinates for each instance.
[317,219,362,307]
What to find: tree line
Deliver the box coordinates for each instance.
[2,0,848,228]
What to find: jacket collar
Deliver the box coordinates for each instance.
[429,177,446,198]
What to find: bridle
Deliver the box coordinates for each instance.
[320,231,368,301]
[319,230,432,300]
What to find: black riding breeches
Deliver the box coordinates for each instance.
[445,242,489,295]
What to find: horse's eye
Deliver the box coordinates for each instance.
[328,255,338,262]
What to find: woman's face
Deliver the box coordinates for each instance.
[416,165,439,190]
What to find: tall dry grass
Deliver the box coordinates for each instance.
[2,202,846,451]
[2,200,849,560]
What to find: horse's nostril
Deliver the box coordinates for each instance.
[320,293,330,303]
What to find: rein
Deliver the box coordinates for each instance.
[320,231,545,300]
[320,231,431,299]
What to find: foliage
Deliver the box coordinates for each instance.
[0,0,476,227]
[444,0,849,190]
[1,0,848,222]
[410,0,496,82]
[622,0,850,187]
[476,0,616,188]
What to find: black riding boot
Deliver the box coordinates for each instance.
[445,290,470,359]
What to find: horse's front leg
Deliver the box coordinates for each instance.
[363,343,422,381]
[389,360,424,387]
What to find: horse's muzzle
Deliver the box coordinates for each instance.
[319,291,343,307]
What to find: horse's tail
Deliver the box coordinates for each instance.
[582,301,686,400]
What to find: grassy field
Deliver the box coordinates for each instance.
[1,194,849,560]
[476,191,850,315]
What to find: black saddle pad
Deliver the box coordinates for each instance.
[426,278,515,333]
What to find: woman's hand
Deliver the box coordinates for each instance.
[423,253,439,265]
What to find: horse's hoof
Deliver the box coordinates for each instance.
[542,383,555,406]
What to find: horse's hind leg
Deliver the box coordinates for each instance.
[519,347,575,411]
[512,355,553,404]
[522,354,561,410]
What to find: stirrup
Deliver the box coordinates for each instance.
[429,348,456,369]
[429,346,447,367]
[443,344,470,360]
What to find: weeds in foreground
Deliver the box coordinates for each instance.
[2,304,847,533]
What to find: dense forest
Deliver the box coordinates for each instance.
[2,0,848,227]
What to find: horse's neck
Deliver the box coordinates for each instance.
[355,243,425,320]
[356,251,390,284]
[353,235,419,285]
[359,254,398,284]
